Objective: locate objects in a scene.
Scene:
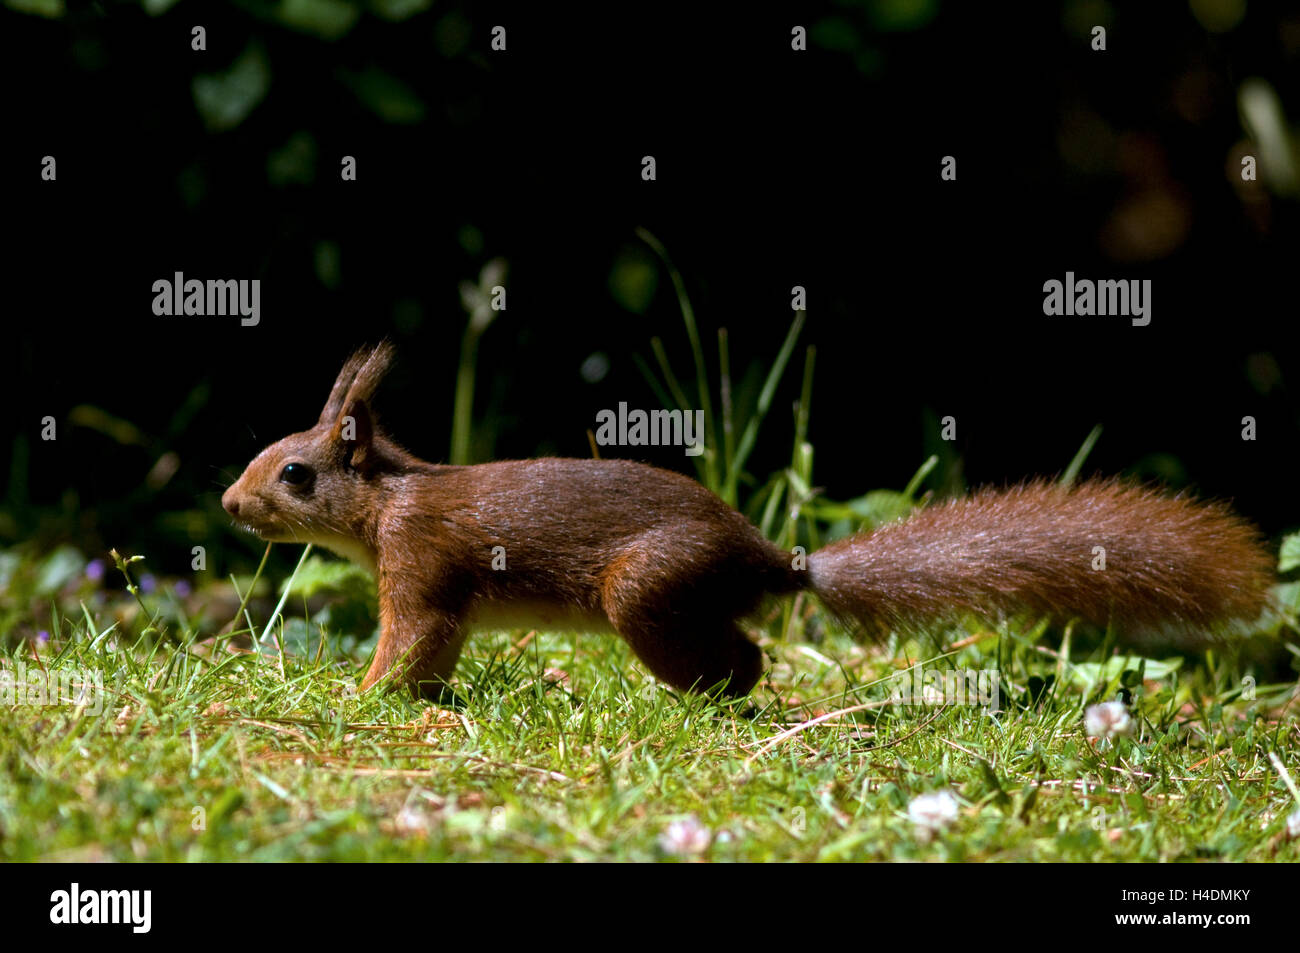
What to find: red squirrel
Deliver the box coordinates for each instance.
[221,342,1276,697]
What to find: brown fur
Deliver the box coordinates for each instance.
[811,480,1275,649]
[222,344,1275,697]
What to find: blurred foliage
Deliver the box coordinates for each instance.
[4,0,64,17]
[1238,77,1300,196]
[193,40,271,132]
[277,0,362,40]
[337,67,426,123]
[1280,535,1300,574]
[451,259,509,465]
[1189,0,1247,34]
[267,130,318,186]
[2,0,1296,590]
[608,246,658,315]
[282,554,378,644]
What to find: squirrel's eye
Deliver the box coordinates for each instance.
[279,463,313,487]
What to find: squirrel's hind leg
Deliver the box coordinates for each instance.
[599,533,765,696]
[610,608,763,697]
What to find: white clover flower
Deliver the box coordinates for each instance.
[907,790,960,843]
[658,815,712,856]
[395,805,435,835]
[1286,808,1300,840]
[1085,700,1133,742]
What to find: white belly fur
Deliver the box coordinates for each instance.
[308,540,612,635]
[464,599,614,636]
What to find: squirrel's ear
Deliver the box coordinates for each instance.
[319,349,368,427]
[318,341,395,427]
[334,397,376,471]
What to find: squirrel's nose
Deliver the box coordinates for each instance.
[222,489,240,517]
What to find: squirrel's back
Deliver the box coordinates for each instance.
[808,479,1274,648]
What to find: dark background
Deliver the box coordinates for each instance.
[2,0,1296,577]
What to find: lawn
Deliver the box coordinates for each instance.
[2,544,1297,862]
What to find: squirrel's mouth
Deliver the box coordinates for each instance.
[234,519,296,542]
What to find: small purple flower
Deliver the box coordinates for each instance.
[85,559,105,583]
[36,630,50,645]
[174,579,193,599]
[140,574,157,594]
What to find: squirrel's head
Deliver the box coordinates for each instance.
[221,342,398,554]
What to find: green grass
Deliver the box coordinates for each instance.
[2,582,1298,861]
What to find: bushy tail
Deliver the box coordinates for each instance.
[807,480,1275,648]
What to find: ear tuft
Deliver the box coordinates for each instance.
[318,340,395,427]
